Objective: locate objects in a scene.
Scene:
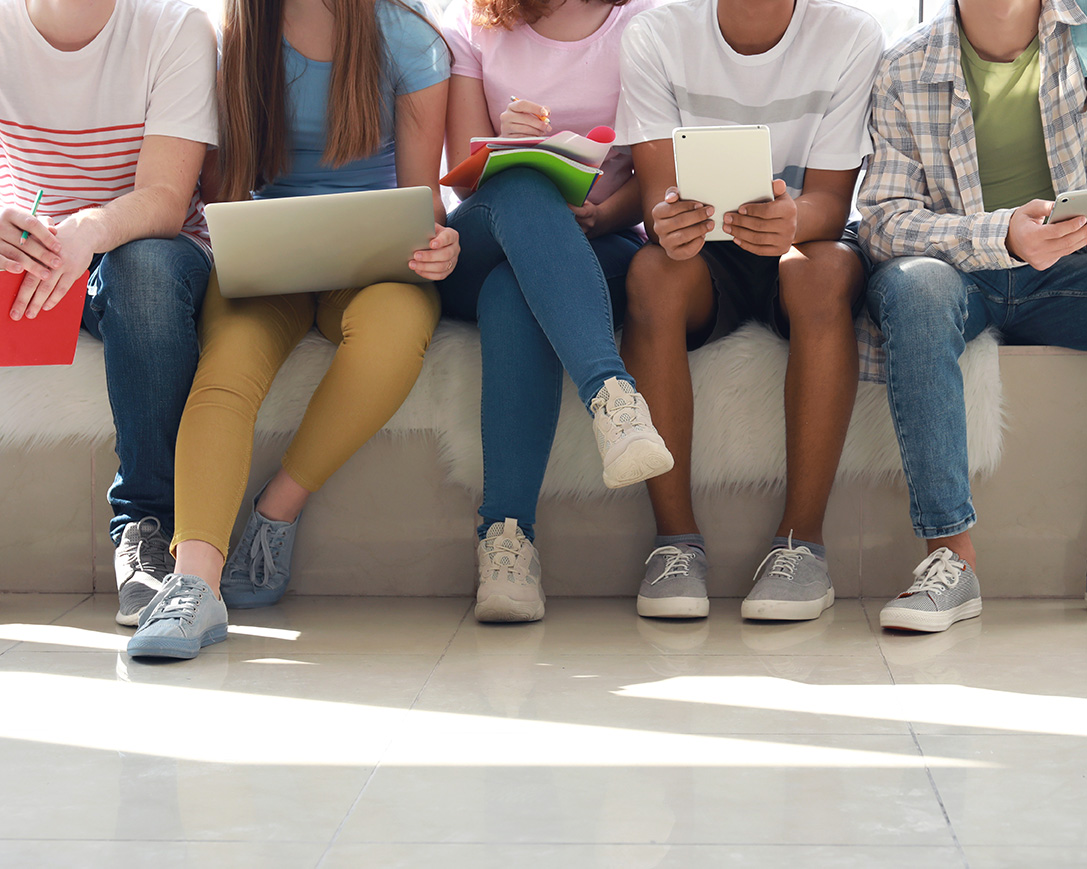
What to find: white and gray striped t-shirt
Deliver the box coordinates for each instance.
[615,0,884,197]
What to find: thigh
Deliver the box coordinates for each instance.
[315,280,440,346]
[440,200,510,323]
[85,236,211,333]
[198,273,315,373]
[589,228,644,323]
[1003,254,1087,349]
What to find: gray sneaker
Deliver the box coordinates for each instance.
[475,518,545,623]
[114,517,175,627]
[880,548,982,633]
[638,544,709,618]
[127,573,229,660]
[220,496,300,609]
[741,542,834,621]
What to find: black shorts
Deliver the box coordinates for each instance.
[687,221,871,351]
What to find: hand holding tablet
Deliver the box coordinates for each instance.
[672,125,775,243]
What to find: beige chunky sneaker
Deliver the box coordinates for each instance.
[590,377,674,489]
[475,518,545,623]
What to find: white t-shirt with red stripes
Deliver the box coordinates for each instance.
[0,0,218,255]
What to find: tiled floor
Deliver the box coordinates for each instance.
[0,594,1085,868]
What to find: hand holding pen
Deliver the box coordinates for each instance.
[500,95,551,138]
[1,189,62,282]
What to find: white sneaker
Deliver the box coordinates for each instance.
[475,518,545,623]
[590,377,674,489]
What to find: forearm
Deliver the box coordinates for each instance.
[593,175,643,236]
[794,190,851,244]
[858,197,1017,271]
[431,188,448,226]
[71,184,194,254]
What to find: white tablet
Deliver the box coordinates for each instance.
[672,125,774,242]
[205,186,434,299]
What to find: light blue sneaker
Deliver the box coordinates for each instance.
[127,573,228,660]
[219,497,300,609]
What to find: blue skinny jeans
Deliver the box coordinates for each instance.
[81,236,211,544]
[867,253,1087,538]
[440,168,643,540]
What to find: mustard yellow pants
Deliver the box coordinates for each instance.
[172,272,440,557]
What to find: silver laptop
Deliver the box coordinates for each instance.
[204,186,435,298]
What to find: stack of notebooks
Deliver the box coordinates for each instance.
[441,128,615,206]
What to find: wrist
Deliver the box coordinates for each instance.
[68,210,109,255]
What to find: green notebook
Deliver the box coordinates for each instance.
[477,148,603,207]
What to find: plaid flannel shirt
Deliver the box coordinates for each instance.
[858,0,1087,270]
[853,0,1087,381]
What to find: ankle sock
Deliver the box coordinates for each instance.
[655,533,705,553]
[772,535,825,560]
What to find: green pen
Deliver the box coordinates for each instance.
[19,188,44,245]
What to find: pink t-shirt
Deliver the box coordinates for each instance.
[442,0,659,205]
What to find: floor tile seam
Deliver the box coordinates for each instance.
[391,725,916,737]
[0,837,330,844]
[862,596,900,683]
[0,594,94,658]
[325,838,970,847]
[442,651,887,659]
[406,599,474,708]
[315,601,475,866]
[315,754,388,865]
[909,724,968,864]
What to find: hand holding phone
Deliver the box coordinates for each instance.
[1044,189,1087,224]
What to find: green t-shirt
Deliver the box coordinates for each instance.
[960,28,1055,211]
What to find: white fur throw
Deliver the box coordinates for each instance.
[0,322,1003,497]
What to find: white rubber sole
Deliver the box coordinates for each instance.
[115,608,143,627]
[475,594,545,623]
[637,595,710,619]
[741,587,835,621]
[879,597,982,633]
[602,438,675,489]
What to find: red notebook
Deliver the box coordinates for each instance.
[0,269,88,366]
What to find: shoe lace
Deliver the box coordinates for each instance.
[120,518,172,582]
[144,576,204,627]
[750,534,813,583]
[645,546,696,584]
[593,391,646,440]
[482,533,530,582]
[248,521,286,589]
[901,549,964,597]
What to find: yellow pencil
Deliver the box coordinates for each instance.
[509,95,549,124]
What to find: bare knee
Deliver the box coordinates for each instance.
[778,241,863,329]
[625,243,713,330]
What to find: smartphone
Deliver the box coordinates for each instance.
[672,125,774,242]
[1045,189,1087,224]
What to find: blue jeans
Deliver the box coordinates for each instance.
[81,236,211,544]
[441,168,643,539]
[868,254,1087,538]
